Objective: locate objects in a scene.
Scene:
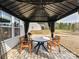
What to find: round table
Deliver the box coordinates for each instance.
[32,37,50,54]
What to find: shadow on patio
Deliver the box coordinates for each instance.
[6,41,78,59]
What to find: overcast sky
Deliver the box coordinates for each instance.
[57,12,79,23]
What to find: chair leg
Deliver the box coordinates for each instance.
[31,42,33,49]
[53,40,56,47]
[47,43,49,49]
[49,45,52,52]
[47,43,52,52]
[19,47,22,54]
[58,40,60,52]
[58,40,60,47]
[29,44,32,54]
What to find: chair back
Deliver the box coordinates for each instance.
[27,32,32,41]
[19,36,25,42]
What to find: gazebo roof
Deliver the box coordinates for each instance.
[0,0,77,22]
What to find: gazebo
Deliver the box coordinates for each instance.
[0,0,77,39]
[0,0,79,59]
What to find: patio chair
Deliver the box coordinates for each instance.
[19,35,32,54]
[47,35,60,52]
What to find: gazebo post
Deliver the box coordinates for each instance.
[48,22,55,39]
[24,21,30,41]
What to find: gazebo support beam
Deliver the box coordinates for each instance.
[48,22,55,39]
[57,7,78,20]
[24,21,30,40]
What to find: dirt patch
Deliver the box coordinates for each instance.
[56,32,79,56]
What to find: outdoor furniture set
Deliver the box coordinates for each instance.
[19,33,60,54]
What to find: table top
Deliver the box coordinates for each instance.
[32,36,50,42]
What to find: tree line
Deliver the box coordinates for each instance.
[55,23,76,32]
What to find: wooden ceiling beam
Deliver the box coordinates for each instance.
[49,5,66,12]
[29,7,38,18]
[0,4,29,21]
[11,3,28,11]
[49,5,64,13]
[60,2,74,9]
[4,1,15,7]
[52,3,68,11]
[15,4,33,12]
[18,6,36,15]
[7,1,19,8]
[67,2,77,7]
[7,2,21,9]
[44,6,61,15]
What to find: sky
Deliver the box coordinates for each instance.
[57,12,79,23]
